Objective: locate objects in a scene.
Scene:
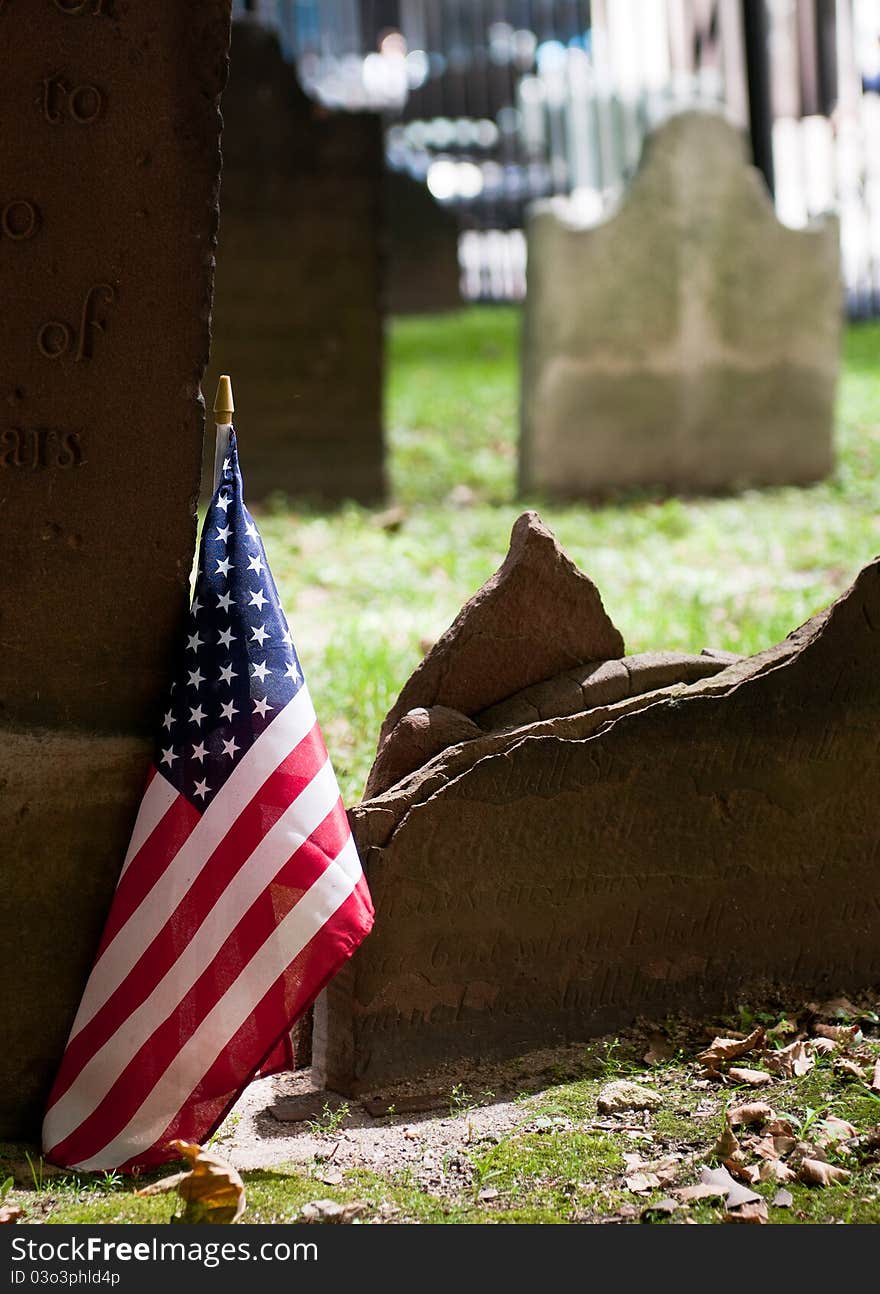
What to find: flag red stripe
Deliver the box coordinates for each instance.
[46,722,329,1110]
[96,786,199,958]
[45,805,354,1168]
[119,879,373,1171]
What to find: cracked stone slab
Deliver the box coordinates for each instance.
[314,559,880,1094]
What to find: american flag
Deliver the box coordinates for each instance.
[42,429,373,1172]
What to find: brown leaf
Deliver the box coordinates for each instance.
[835,1058,867,1081]
[872,1059,880,1092]
[728,1067,774,1087]
[798,1158,851,1187]
[712,1121,741,1159]
[757,1159,796,1184]
[814,1023,861,1045]
[727,1101,775,1128]
[640,1198,679,1219]
[138,1140,245,1224]
[674,1183,727,1204]
[753,1136,781,1161]
[765,1118,796,1136]
[625,1172,661,1194]
[697,1027,765,1065]
[818,997,857,1019]
[0,1204,24,1224]
[724,1199,768,1224]
[810,1037,837,1056]
[765,1040,814,1079]
[815,1115,858,1148]
[724,1159,761,1185]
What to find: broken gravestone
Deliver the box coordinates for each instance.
[0,1,229,1136]
[203,20,385,503]
[385,169,461,316]
[519,111,841,497]
[313,512,880,1096]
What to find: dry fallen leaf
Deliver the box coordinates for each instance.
[724,1159,761,1185]
[814,1023,861,1045]
[818,997,857,1019]
[815,1116,858,1149]
[771,1188,794,1208]
[674,1183,726,1204]
[798,1158,851,1187]
[835,1059,866,1081]
[766,1040,814,1079]
[724,1198,768,1224]
[727,1101,775,1128]
[872,1059,880,1092]
[136,1140,244,1224]
[728,1067,773,1087]
[0,1204,23,1224]
[712,1121,741,1160]
[626,1172,661,1194]
[697,1027,765,1065]
[757,1159,796,1184]
[811,1037,837,1056]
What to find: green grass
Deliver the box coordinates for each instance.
[255,307,880,805]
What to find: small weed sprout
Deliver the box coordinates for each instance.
[0,1176,13,1203]
[306,1100,350,1137]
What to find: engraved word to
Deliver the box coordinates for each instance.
[43,73,105,125]
[0,427,84,470]
[38,282,116,362]
[1,199,39,241]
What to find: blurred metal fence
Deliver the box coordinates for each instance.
[232,0,880,316]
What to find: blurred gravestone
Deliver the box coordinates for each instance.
[385,170,461,315]
[520,111,841,497]
[204,21,385,503]
[0,0,230,1135]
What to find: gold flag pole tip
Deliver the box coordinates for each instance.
[214,374,234,425]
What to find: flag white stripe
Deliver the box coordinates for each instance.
[70,836,363,1171]
[69,687,318,1039]
[118,773,179,880]
[43,756,340,1149]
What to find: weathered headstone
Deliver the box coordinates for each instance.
[0,0,230,1136]
[203,21,385,504]
[314,514,880,1095]
[519,111,841,497]
[385,170,461,316]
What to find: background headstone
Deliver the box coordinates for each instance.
[314,523,880,1096]
[0,0,230,1135]
[385,170,461,316]
[519,111,842,498]
[203,21,385,504]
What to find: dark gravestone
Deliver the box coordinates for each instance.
[0,0,230,1136]
[314,518,880,1095]
[203,22,385,504]
[385,170,461,316]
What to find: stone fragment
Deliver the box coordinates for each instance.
[313,550,880,1096]
[0,1,229,1137]
[520,110,840,497]
[365,706,483,800]
[476,652,730,733]
[376,510,624,749]
[597,1081,663,1114]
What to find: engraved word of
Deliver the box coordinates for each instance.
[1,199,39,241]
[43,73,105,125]
[0,428,84,470]
[38,282,116,362]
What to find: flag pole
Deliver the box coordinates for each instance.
[212,374,234,491]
